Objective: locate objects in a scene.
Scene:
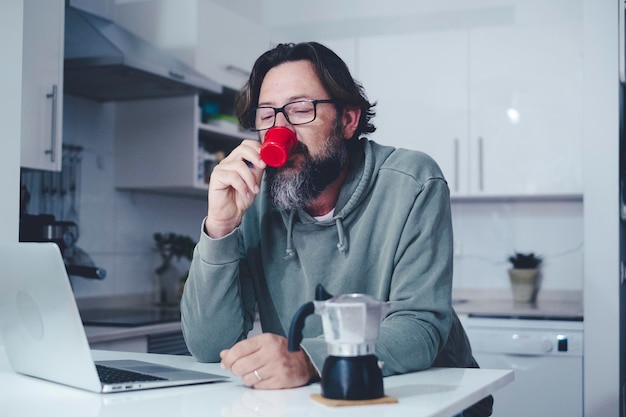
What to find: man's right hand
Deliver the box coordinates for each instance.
[205,140,266,238]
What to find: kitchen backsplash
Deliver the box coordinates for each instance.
[451,199,583,290]
[62,95,583,300]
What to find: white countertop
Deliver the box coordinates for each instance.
[0,347,513,417]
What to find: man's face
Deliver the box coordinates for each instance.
[258,60,348,210]
[265,118,347,210]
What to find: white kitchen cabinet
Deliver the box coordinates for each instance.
[115,94,257,197]
[467,0,583,196]
[20,0,64,171]
[357,0,583,198]
[359,30,468,194]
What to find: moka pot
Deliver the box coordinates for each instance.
[288,284,390,400]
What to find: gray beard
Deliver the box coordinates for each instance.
[265,121,347,211]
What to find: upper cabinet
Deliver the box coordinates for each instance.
[359,30,468,195]
[357,0,583,198]
[21,0,64,171]
[467,1,583,196]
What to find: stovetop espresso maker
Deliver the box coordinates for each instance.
[288,284,390,400]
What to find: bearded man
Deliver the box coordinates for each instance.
[181,42,492,417]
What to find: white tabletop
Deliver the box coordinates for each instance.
[0,347,512,417]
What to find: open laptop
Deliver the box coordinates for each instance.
[0,242,227,393]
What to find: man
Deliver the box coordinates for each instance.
[181,42,492,417]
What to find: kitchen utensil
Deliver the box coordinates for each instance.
[288,284,390,400]
[19,214,105,280]
[65,148,81,226]
[260,127,297,168]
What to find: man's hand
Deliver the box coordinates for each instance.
[205,140,266,238]
[219,333,319,389]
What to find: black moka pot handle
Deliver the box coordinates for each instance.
[288,284,334,352]
[287,301,314,352]
[315,283,333,301]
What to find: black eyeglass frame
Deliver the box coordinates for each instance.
[247,99,336,131]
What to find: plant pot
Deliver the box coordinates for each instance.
[157,265,183,306]
[508,268,539,303]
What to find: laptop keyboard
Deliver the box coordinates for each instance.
[96,364,167,384]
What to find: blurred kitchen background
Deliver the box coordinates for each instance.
[0,0,619,416]
[42,0,585,298]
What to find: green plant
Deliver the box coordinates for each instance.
[153,232,196,275]
[507,252,543,269]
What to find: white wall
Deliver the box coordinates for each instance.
[0,0,23,244]
[0,0,24,349]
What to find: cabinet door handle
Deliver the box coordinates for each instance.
[453,138,459,192]
[478,136,484,191]
[617,1,626,84]
[44,84,58,163]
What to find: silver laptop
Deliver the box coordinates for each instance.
[0,242,227,393]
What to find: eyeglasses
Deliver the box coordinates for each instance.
[248,99,335,131]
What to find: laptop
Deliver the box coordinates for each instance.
[0,242,228,393]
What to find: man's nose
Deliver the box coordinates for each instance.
[274,111,291,127]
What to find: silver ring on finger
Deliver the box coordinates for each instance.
[253,369,263,382]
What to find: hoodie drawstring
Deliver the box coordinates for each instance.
[284,211,348,258]
[284,210,296,259]
[335,217,348,253]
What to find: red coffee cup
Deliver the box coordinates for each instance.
[260,127,298,168]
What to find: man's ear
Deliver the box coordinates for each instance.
[341,107,361,140]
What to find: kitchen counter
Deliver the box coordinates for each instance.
[79,289,583,347]
[84,322,182,344]
[0,347,513,417]
[76,294,184,346]
[452,289,583,320]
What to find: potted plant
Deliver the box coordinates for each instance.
[507,252,543,303]
[153,232,196,305]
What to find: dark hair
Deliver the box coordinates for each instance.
[234,42,376,140]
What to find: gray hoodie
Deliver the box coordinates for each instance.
[181,138,492,416]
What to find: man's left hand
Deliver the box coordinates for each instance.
[219,333,319,389]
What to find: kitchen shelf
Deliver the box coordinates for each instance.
[115,94,257,198]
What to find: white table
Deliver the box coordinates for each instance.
[0,347,512,417]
